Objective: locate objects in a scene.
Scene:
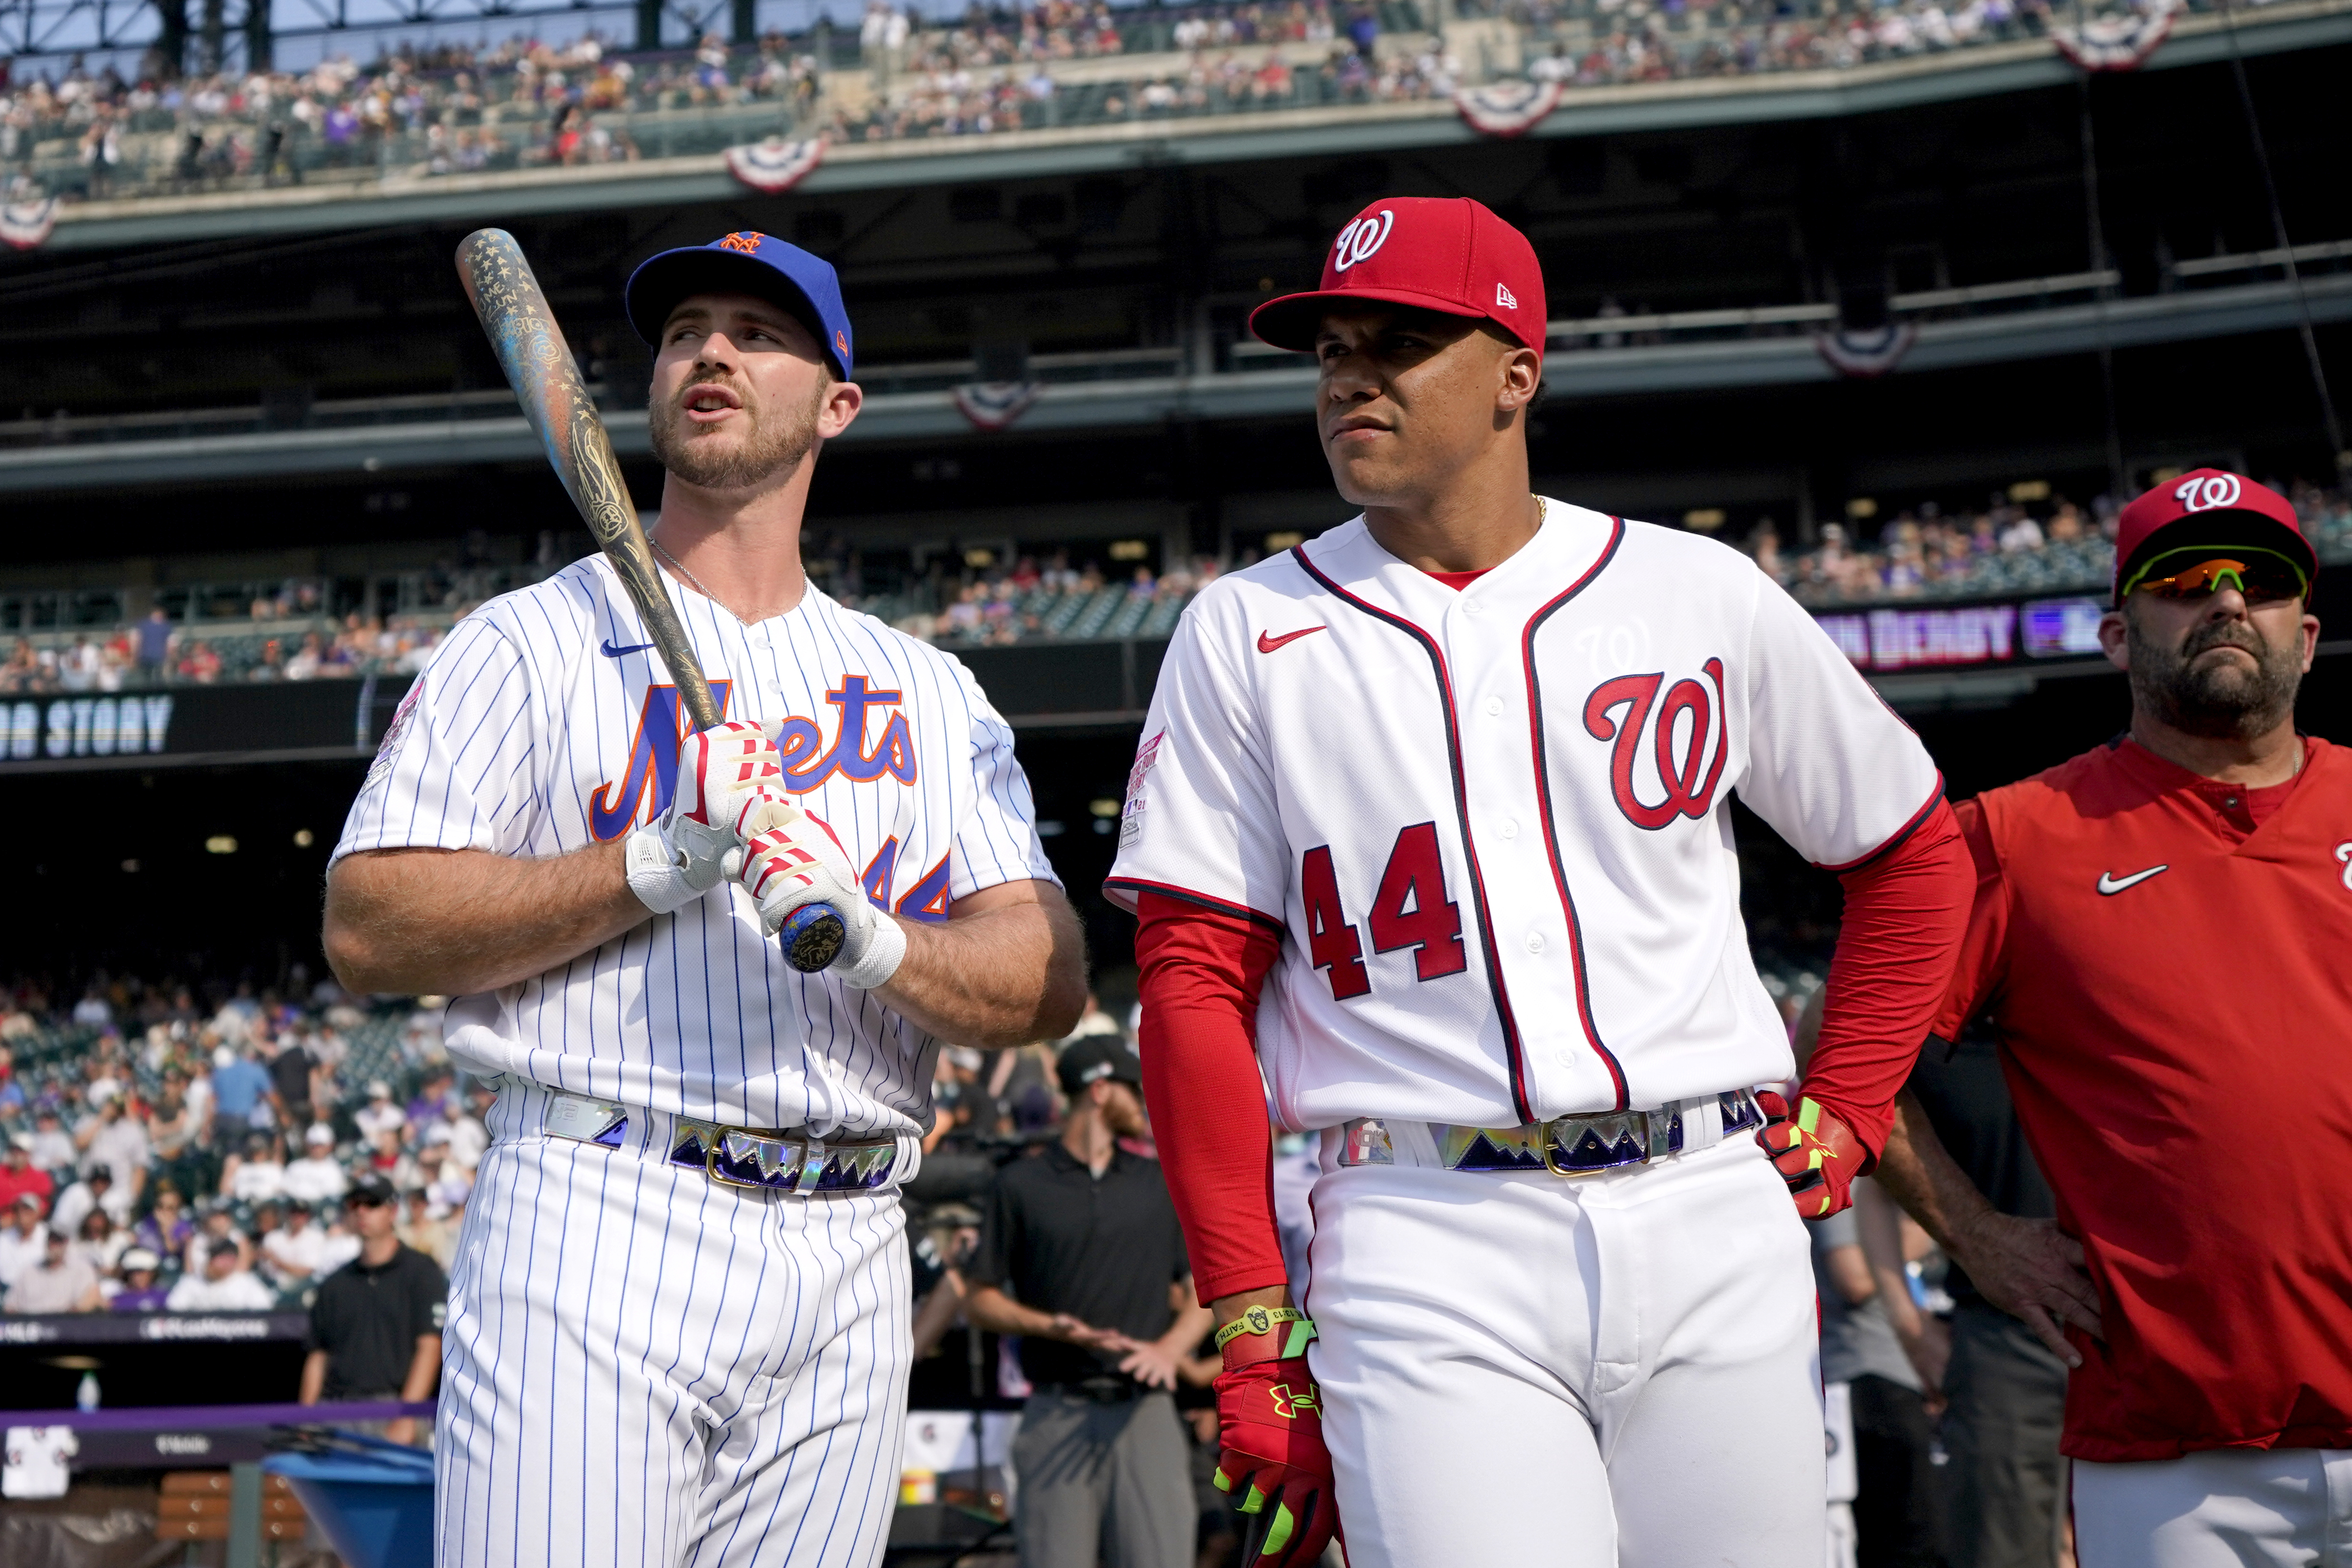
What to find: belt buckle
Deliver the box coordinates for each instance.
[693,1122,811,1191]
[1538,1109,1653,1179]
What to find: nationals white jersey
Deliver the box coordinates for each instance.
[334,554,1058,1138]
[1107,499,1940,1131]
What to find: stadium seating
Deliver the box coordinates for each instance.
[0,483,2343,692]
[1,0,2207,206]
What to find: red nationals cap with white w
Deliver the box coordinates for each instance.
[1247,196,1548,361]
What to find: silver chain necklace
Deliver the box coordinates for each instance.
[651,535,767,624]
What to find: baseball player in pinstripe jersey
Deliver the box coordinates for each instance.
[323,232,1087,1568]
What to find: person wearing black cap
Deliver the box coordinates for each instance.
[1871,469,2352,1567]
[300,1176,445,1446]
[320,225,1082,1565]
[963,1036,1211,1568]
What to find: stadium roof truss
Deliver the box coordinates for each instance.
[1,0,158,59]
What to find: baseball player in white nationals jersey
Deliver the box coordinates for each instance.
[1105,198,1976,1568]
[323,232,1085,1568]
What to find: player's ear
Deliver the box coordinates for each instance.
[817,375,862,440]
[2098,606,2132,672]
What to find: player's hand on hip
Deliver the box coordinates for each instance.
[1949,1211,2102,1366]
[1213,1357,1340,1568]
[737,795,908,989]
[623,720,782,914]
[1756,1089,1865,1219]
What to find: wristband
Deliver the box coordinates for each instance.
[624,823,699,915]
[1215,1305,1316,1370]
[837,914,906,991]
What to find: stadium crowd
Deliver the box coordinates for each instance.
[6,479,2345,694]
[0,0,2188,204]
[1754,474,2352,607]
[0,970,471,1317]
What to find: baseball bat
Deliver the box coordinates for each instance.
[455,228,846,974]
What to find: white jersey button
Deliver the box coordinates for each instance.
[1462,600,1484,618]
[1484,695,1504,717]
[1525,931,1546,954]
[1499,818,1519,841]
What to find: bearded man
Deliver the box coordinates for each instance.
[323,232,1084,1568]
[1870,470,2352,1568]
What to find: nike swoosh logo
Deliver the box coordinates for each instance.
[1256,626,1326,654]
[600,640,657,658]
[2097,865,2169,895]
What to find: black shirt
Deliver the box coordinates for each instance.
[1908,1030,2055,1308]
[970,1143,1190,1389]
[270,1044,315,1107]
[306,1244,448,1400]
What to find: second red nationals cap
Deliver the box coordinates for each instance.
[1249,197,1547,358]
[2112,468,2316,604]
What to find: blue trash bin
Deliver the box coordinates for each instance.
[263,1438,434,1568]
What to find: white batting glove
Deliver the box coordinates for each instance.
[624,720,784,915]
[737,797,908,990]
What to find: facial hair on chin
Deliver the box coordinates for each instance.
[649,382,821,491]
[2128,615,2301,739]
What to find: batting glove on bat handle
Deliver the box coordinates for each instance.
[1756,1089,1865,1219]
[1213,1358,1340,1568]
[738,798,907,987]
[624,721,785,915]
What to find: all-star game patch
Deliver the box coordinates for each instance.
[365,678,424,792]
[1121,730,1163,847]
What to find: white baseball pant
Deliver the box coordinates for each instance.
[435,1084,913,1568]
[2074,1448,2352,1567]
[1305,1132,1825,1568]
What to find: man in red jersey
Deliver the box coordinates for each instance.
[1874,469,2350,1568]
[1101,196,1974,1568]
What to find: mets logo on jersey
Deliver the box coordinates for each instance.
[589,674,916,841]
[1581,658,1730,829]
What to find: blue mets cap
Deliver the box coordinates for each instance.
[624,231,854,379]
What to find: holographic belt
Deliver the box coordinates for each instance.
[541,1091,903,1195]
[1336,1089,1764,1179]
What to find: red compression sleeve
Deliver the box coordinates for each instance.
[1133,891,1288,1305]
[1801,797,1973,1162]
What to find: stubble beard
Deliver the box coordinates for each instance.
[649,376,824,492]
[2126,609,2303,740]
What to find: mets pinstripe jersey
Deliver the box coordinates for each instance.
[336,553,1057,1568]
[334,553,1059,1140]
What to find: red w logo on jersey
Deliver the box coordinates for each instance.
[1581,658,1730,830]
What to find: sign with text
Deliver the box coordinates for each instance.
[0,679,405,770]
[1813,596,2108,673]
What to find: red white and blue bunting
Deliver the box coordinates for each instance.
[1453,80,1565,138]
[1814,323,1919,379]
[723,136,826,194]
[2051,2,2176,71]
[2,197,58,251]
[952,381,1046,432]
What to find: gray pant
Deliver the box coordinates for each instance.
[1942,1300,2070,1568]
[1013,1389,1192,1568]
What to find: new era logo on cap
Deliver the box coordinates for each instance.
[1249,197,1547,357]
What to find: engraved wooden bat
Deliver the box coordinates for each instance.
[455,228,846,973]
